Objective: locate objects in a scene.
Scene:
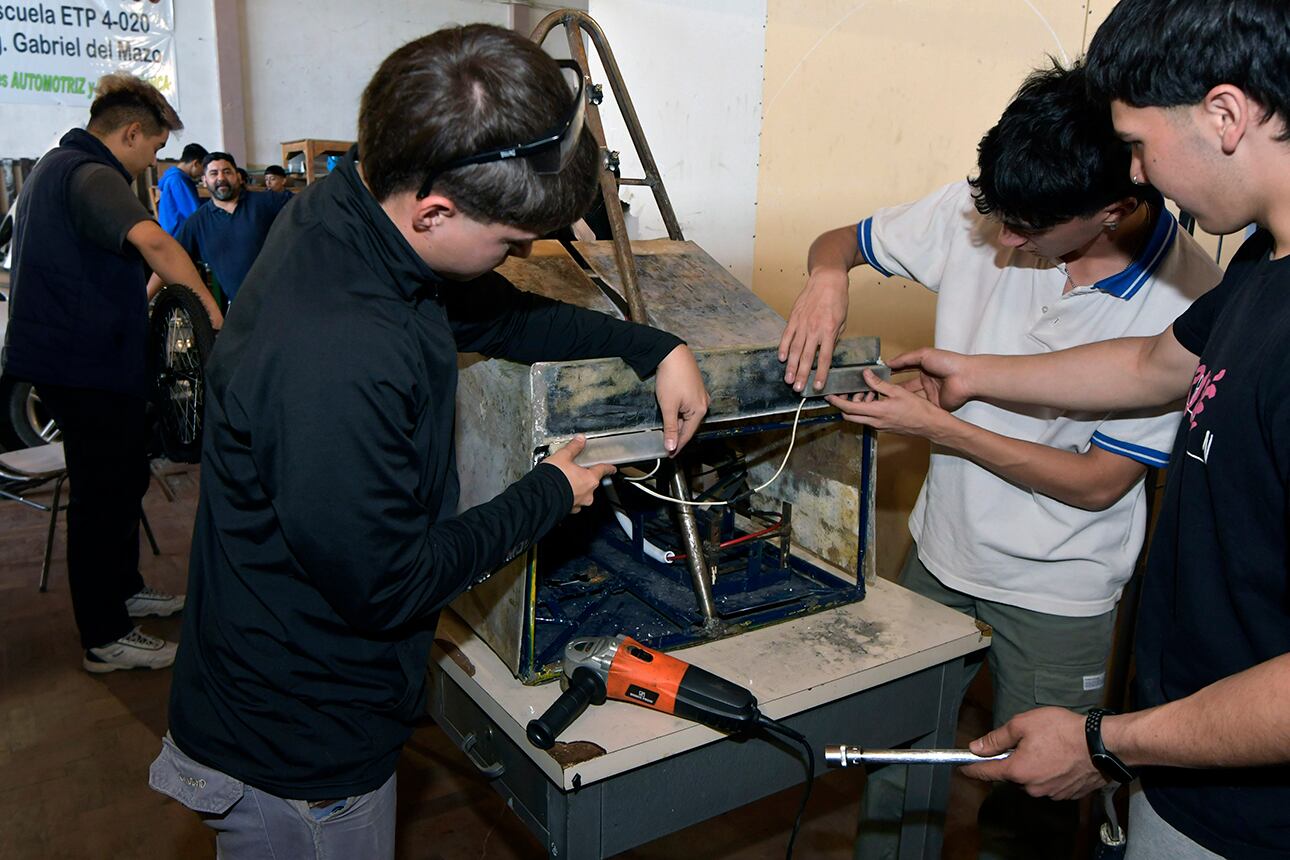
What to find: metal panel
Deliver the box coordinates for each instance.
[451,238,879,681]
[530,338,879,442]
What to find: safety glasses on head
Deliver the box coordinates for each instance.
[416,60,587,200]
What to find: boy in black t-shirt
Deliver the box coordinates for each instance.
[880,2,1290,857]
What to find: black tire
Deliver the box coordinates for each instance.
[148,284,217,464]
[0,377,60,451]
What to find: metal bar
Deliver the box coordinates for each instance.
[571,430,668,467]
[567,28,648,322]
[40,474,64,593]
[529,12,650,324]
[533,11,684,241]
[668,465,719,630]
[531,9,691,324]
[826,746,1012,767]
[141,510,161,556]
[798,362,891,398]
[576,18,684,240]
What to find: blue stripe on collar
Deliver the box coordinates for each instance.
[1093,205,1177,300]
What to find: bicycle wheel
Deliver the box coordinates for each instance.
[148,284,217,464]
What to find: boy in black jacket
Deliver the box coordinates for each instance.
[150,25,708,857]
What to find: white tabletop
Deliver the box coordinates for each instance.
[431,577,989,789]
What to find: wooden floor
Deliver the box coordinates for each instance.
[0,465,993,859]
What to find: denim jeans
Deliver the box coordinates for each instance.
[149,734,397,860]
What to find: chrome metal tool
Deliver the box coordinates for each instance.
[825,746,1013,767]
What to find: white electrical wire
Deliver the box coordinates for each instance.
[624,459,661,482]
[622,398,809,507]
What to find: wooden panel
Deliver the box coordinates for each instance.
[497,240,620,314]
[576,239,787,348]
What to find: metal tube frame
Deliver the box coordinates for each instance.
[531,10,719,631]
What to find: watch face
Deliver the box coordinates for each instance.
[1093,753,1134,784]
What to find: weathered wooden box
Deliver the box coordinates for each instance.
[451,239,878,683]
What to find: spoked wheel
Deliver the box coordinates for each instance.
[0,378,60,450]
[148,284,217,464]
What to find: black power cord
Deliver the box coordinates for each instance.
[755,714,815,860]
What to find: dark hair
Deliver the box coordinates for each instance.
[358,24,598,233]
[179,143,208,164]
[202,151,239,170]
[263,164,286,177]
[968,61,1141,232]
[87,73,182,136]
[1086,0,1290,141]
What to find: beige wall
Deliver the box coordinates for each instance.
[751,0,1113,579]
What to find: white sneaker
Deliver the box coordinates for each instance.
[83,628,178,673]
[125,586,185,618]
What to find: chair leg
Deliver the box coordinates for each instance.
[40,474,66,593]
[141,509,160,556]
[150,459,176,503]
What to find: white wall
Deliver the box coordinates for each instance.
[584,0,767,286]
[0,2,224,161]
[235,0,514,166]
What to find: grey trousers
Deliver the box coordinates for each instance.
[1126,783,1226,860]
[856,545,1117,860]
[149,734,397,860]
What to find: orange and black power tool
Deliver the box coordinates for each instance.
[526,635,814,859]
[526,634,762,748]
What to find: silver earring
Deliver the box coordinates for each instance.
[1131,174,1143,185]
[1106,221,1119,232]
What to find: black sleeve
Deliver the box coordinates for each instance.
[441,272,684,378]
[263,329,574,634]
[1172,230,1272,357]
[67,163,151,253]
[1171,283,1227,357]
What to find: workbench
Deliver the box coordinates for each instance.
[429,577,989,859]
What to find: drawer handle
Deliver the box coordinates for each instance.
[462,732,505,779]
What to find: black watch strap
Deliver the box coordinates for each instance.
[1085,707,1135,783]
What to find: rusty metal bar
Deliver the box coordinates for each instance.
[530,11,682,240]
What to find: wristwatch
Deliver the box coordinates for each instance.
[1085,707,1136,783]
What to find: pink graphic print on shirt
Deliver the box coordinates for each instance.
[1185,364,1226,429]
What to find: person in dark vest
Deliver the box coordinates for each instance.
[2,74,223,673]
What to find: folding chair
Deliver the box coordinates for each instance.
[0,442,68,592]
[0,442,159,592]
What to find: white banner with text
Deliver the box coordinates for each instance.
[0,1,177,108]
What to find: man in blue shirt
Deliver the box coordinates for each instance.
[164,152,293,303]
[156,142,206,236]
